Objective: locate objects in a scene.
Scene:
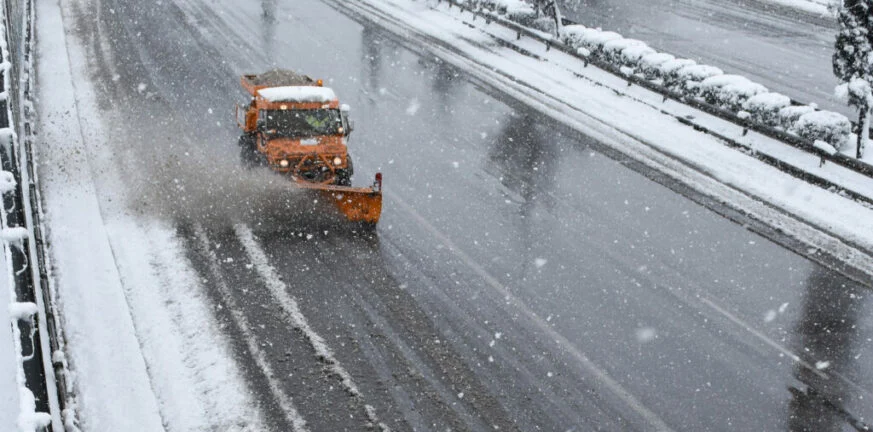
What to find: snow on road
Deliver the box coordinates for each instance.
[350,0,873,279]
[759,0,837,17]
[3,0,863,429]
[34,0,266,429]
[234,224,390,431]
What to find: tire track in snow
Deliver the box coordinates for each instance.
[191,224,309,432]
[333,0,873,289]
[234,224,390,432]
[387,191,677,432]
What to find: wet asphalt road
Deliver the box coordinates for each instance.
[559,0,848,116]
[63,0,872,430]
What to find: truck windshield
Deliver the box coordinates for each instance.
[260,109,344,138]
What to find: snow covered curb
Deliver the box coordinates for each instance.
[0,0,69,429]
[448,0,872,173]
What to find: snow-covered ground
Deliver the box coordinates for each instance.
[350,0,873,279]
[759,0,837,17]
[32,0,268,429]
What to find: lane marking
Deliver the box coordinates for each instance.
[699,297,829,380]
[192,225,310,432]
[387,191,676,432]
[699,298,872,399]
[234,224,390,432]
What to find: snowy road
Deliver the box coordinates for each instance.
[34,0,873,430]
[559,0,846,115]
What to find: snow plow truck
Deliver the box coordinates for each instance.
[237,70,382,225]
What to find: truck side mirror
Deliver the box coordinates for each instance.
[341,104,354,136]
[235,103,245,129]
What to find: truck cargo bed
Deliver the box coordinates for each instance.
[241,69,318,95]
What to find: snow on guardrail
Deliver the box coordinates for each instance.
[0,170,15,193]
[0,0,68,429]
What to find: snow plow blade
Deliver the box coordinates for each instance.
[296,173,383,224]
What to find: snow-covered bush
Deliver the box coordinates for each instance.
[778,105,816,130]
[670,64,723,94]
[578,30,623,57]
[697,74,768,111]
[475,4,852,152]
[476,0,534,16]
[790,110,851,150]
[742,92,791,126]
[659,58,695,79]
[474,0,556,35]
[638,52,675,80]
[528,16,557,34]
[505,5,538,26]
[601,38,645,64]
[834,78,873,107]
[620,45,657,68]
[560,24,589,47]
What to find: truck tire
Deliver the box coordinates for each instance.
[335,156,354,186]
[238,134,262,168]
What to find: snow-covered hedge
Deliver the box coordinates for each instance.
[778,105,816,131]
[620,45,657,68]
[672,64,724,94]
[473,0,535,16]
[697,75,768,111]
[549,22,852,148]
[528,16,556,34]
[572,28,623,57]
[560,24,588,47]
[468,1,857,149]
[601,39,649,66]
[658,58,696,87]
[791,111,851,150]
[743,92,791,127]
[638,53,675,80]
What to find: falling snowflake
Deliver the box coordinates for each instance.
[635,327,657,343]
[406,99,421,115]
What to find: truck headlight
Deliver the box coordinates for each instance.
[279,159,290,167]
[333,157,342,166]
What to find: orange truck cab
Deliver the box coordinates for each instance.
[238,70,354,185]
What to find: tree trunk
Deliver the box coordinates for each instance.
[552,0,564,39]
[858,106,869,159]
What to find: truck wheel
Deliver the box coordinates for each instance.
[335,156,354,186]
[238,135,262,168]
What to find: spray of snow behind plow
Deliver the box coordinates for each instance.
[124,129,349,231]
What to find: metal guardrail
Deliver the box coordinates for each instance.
[2,0,71,429]
[1,0,51,422]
